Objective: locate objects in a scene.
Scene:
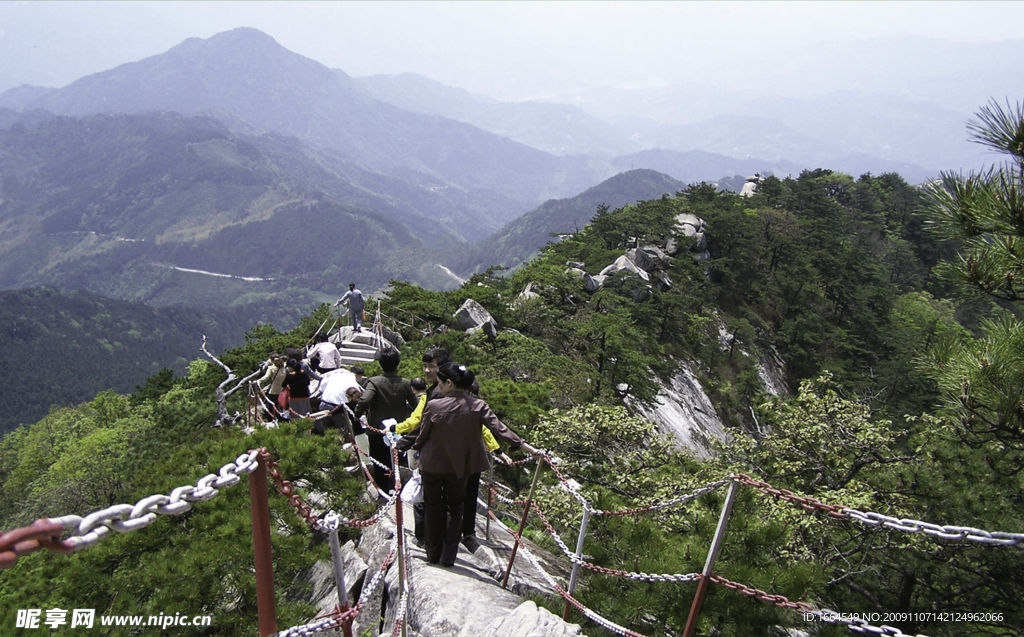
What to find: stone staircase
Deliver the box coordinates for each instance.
[330,328,383,366]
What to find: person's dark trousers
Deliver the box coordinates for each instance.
[421,470,468,566]
[368,433,394,494]
[413,503,425,542]
[462,472,482,537]
[311,405,350,438]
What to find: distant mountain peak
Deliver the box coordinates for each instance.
[173,27,284,51]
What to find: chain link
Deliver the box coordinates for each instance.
[733,474,1024,546]
[529,501,701,584]
[0,450,260,569]
[274,533,398,637]
[590,480,728,517]
[709,575,931,637]
[260,450,322,529]
[486,508,648,637]
[486,484,530,507]
[541,455,594,511]
[389,590,408,637]
[732,474,848,517]
[842,508,1024,546]
[542,456,726,517]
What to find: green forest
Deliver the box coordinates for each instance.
[1,102,1022,636]
[0,287,313,435]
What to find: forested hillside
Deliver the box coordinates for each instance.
[0,287,307,435]
[450,169,687,275]
[1,103,1022,636]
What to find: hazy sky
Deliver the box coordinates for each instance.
[2,1,1023,100]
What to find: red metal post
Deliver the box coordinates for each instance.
[502,459,543,589]
[682,479,741,637]
[393,446,408,637]
[249,453,278,636]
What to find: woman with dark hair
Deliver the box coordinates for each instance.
[282,358,312,417]
[410,362,538,566]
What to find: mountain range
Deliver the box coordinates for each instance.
[0,27,988,313]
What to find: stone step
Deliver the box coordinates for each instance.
[337,356,378,366]
[337,340,379,353]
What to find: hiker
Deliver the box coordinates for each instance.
[354,349,417,501]
[404,346,452,544]
[257,352,288,417]
[461,379,512,553]
[404,362,538,566]
[311,369,362,438]
[282,358,313,417]
[338,283,366,331]
[421,347,451,401]
[350,365,369,389]
[307,333,342,374]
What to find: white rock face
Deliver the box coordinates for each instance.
[454,298,497,331]
[599,254,650,282]
[757,349,790,397]
[566,267,600,292]
[631,361,731,459]
[483,601,584,636]
[666,214,708,254]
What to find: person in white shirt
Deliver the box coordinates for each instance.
[311,369,363,438]
[307,333,343,374]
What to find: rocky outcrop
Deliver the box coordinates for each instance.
[306,498,584,637]
[739,173,765,197]
[517,282,541,303]
[454,299,498,342]
[629,361,731,459]
[575,215,706,296]
[666,213,708,255]
[757,347,790,397]
[599,254,650,282]
[566,267,601,292]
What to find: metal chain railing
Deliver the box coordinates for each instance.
[589,480,729,517]
[733,473,848,517]
[485,508,648,637]
[541,456,728,518]
[735,474,1024,546]
[841,509,1024,546]
[529,500,701,584]
[274,534,398,637]
[709,575,931,637]
[0,450,260,570]
[389,591,409,637]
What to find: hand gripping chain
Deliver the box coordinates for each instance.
[0,450,260,570]
[709,575,931,637]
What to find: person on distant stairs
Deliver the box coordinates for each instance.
[338,282,366,331]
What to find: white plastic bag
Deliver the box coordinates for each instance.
[402,469,424,504]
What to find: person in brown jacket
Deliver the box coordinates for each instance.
[411,362,538,566]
